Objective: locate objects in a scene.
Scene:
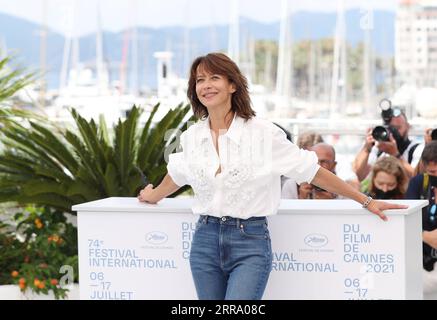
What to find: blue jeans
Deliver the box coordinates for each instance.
[189,215,272,300]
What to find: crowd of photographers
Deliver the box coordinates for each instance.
[280,99,437,299]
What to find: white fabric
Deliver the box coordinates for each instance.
[281,178,299,199]
[368,140,424,168]
[167,115,320,218]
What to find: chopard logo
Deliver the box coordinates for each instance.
[304,234,329,248]
[145,231,169,245]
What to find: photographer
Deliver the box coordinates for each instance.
[425,128,437,145]
[413,128,437,176]
[281,131,324,199]
[353,100,424,181]
[298,143,338,199]
[405,141,437,299]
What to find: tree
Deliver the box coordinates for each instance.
[0,104,194,213]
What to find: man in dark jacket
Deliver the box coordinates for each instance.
[406,141,437,299]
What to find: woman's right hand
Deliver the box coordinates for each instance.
[365,199,408,221]
[138,184,157,204]
[298,183,313,199]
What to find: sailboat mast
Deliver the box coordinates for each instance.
[330,0,347,117]
[264,47,273,90]
[39,0,48,107]
[59,2,75,91]
[130,0,139,96]
[363,20,373,117]
[308,41,316,104]
[96,0,105,92]
[183,0,191,78]
[228,0,239,65]
[275,0,293,116]
[119,30,129,95]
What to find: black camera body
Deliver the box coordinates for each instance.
[379,98,400,123]
[372,125,403,143]
[372,125,390,142]
[371,99,403,143]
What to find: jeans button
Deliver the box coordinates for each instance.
[221,217,226,222]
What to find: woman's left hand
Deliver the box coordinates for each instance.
[366,200,409,221]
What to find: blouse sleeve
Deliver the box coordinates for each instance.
[167,131,189,187]
[271,125,320,184]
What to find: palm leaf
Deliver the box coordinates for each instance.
[0,103,192,212]
[113,105,141,188]
[29,121,78,173]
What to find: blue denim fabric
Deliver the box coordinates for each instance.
[189,215,272,300]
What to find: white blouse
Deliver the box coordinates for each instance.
[167,115,320,219]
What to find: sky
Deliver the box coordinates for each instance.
[0,0,398,36]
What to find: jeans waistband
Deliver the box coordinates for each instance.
[199,215,267,226]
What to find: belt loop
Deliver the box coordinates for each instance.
[204,215,209,224]
[236,218,240,229]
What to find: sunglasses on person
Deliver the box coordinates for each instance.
[318,159,336,167]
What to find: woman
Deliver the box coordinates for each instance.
[138,52,406,300]
[366,156,408,200]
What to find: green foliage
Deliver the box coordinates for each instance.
[1,206,77,299]
[0,104,194,213]
[0,221,23,284]
[0,55,36,106]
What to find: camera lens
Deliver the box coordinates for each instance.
[372,126,390,142]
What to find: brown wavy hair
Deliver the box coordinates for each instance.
[296,131,324,150]
[187,52,255,120]
[369,156,408,196]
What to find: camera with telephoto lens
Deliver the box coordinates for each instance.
[371,99,403,143]
[432,128,437,141]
